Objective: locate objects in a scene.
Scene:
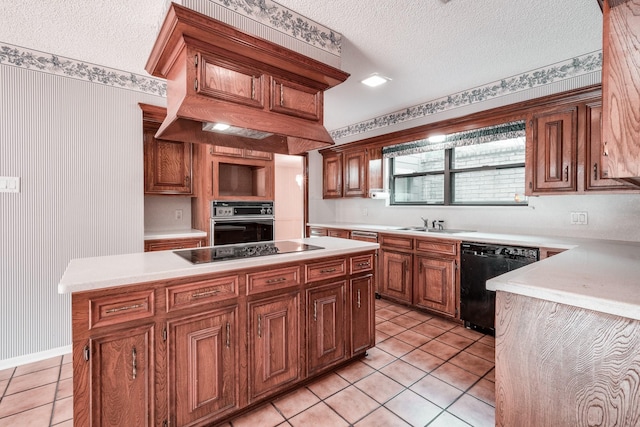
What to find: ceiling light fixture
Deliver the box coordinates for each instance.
[361,74,390,88]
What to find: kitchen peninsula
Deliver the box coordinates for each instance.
[59,237,377,427]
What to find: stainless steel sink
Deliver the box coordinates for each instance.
[398,226,474,234]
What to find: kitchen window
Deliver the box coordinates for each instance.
[385,121,527,206]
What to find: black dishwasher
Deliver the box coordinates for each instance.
[460,242,539,334]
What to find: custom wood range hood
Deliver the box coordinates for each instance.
[145,3,349,155]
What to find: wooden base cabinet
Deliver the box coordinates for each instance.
[248,292,300,401]
[307,281,347,374]
[88,324,155,427]
[167,307,238,427]
[72,250,376,427]
[380,249,413,304]
[350,275,375,355]
[414,256,457,317]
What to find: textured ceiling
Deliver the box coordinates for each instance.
[0,0,603,133]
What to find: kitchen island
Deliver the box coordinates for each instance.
[486,241,640,426]
[59,237,378,427]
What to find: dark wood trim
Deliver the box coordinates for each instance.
[322,85,602,154]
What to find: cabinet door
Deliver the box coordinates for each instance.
[323,153,343,198]
[380,249,412,304]
[270,77,321,121]
[144,129,193,195]
[601,1,640,180]
[527,109,577,193]
[343,150,367,197]
[168,307,237,427]
[350,275,375,355]
[248,293,300,401]
[198,54,264,108]
[307,281,346,373]
[585,103,635,191]
[89,324,154,427]
[414,256,457,317]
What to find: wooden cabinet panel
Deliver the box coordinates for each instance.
[350,253,374,275]
[323,153,343,198]
[350,275,375,355]
[380,249,412,304]
[89,290,155,329]
[528,108,577,193]
[343,150,367,197]
[415,238,458,256]
[327,228,350,238]
[198,54,264,108]
[89,324,154,427]
[308,226,328,237]
[141,103,193,195]
[210,145,273,160]
[306,258,347,283]
[244,149,273,160]
[585,103,635,191]
[246,265,302,295]
[270,77,321,121]
[601,1,640,181]
[307,281,347,373]
[168,307,238,426]
[248,293,300,401]
[380,234,413,251]
[144,237,205,252]
[414,256,457,317]
[166,275,239,312]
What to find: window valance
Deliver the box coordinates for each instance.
[382,120,526,158]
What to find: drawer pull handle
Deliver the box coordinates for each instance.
[320,268,337,273]
[313,301,317,321]
[280,83,284,106]
[192,289,220,299]
[226,322,231,348]
[356,262,370,267]
[266,277,287,284]
[257,315,262,337]
[357,289,361,308]
[105,303,144,314]
[132,347,137,380]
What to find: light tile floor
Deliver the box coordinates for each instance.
[0,299,495,427]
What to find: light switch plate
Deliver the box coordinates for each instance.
[570,211,588,225]
[0,176,20,193]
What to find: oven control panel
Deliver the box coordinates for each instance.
[214,207,234,217]
[211,201,274,218]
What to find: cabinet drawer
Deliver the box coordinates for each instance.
[89,290,155,329]
[166,275,239,312]
[246,265,302,295]
[327,229,350,238]
[350,254,374,274]
[306,258,347,283]
[144,238,204,252]
[380,234,414,250]
[415,238,458,256]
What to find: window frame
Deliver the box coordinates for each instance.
[389,143,527,207]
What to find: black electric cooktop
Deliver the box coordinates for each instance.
[174,241,324,264]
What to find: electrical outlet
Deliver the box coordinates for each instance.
[570,211,588,225]
[175,209,183,220]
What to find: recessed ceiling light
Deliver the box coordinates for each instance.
[361,74,390,87]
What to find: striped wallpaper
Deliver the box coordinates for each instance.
[0,63,164,364]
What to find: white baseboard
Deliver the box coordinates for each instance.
[0,345,72,371]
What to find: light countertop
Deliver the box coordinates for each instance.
[59,237,378,294]
[144,229,207,240]
[308,222,640,321]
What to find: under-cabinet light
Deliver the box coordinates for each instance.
[428,135,447,143]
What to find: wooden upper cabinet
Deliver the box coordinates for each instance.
[198,54,264,108]
[210,145,273,160]
[270,77,321,121]
[323,153,343,198]
[585,103,635,191]
[601,0,640,182]
[527,108,577,194]
[343,150,367,197]
[141,104,193,195]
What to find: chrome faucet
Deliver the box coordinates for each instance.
[421,216,429,228]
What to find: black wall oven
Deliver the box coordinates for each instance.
[210,201,274,246]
